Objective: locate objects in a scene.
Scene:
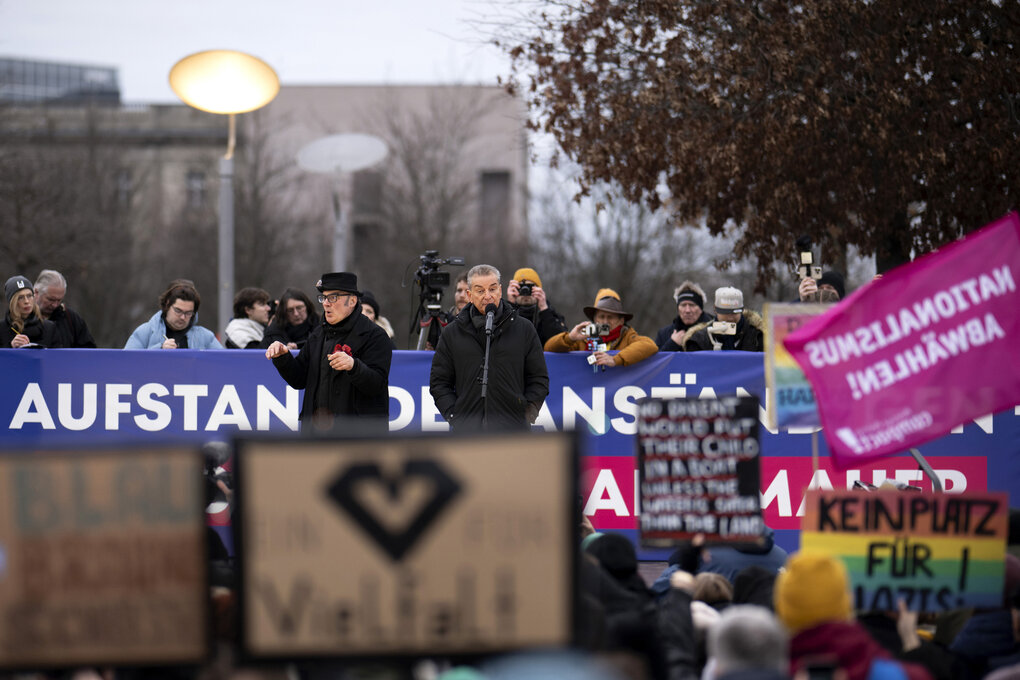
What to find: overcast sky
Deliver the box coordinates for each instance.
[0,0,515,103]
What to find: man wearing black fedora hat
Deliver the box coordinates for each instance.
[544,288,657,367]
[265,272,392,432]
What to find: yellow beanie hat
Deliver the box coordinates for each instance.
[512,268,542,288]
[774,550,853,633]
[591,288,620,305]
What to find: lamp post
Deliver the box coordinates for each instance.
[169,50,279,338]
[296,134,388,272]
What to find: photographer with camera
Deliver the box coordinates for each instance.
[794,235,845,304]
[656,280,715,351]
[430,264,548,432]
[507,267,568,344]
[260,287,320,350]
[682,287,765,352]
[798,270,845,303]
[544,288,657,368]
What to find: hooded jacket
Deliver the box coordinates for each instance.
[272,303,392,428]
[651,527,787,599]
[696,526,788,583]
[124,310,222,349]
[544,325,657,367]
[790,621,932,680]
[430,300,549,432]
[682,310,766,352]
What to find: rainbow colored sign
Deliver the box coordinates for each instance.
[765,303,829,429]
[800,490,1007,611]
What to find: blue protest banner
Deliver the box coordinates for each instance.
[2,348,1017,557]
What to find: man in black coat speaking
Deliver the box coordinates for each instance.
[265,272,392,433]
[429,264,549,432]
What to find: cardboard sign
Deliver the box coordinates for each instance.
[0,448,208,669]
[765,303,829,429]
[801,490,1008,611]
[235,432,577,660]
[637,396,763,546]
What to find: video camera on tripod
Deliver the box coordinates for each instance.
[413,250,464,349]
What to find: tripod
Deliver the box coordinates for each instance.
[415,298,450,350]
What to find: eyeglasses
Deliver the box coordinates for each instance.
[170,306,195,318]
[317,293,352,304]
[285,304,306,315]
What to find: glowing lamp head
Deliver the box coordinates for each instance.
[169,50,279,114]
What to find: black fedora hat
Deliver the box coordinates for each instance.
[316,272,360,295]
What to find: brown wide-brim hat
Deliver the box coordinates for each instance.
[583,288,633,322]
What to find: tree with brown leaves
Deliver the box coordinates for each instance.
[501,0,1019,286]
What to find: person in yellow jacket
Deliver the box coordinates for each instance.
[544,288,658,368]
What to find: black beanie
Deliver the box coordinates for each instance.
[360,290,381,317]
[4,275,33,304]
[819,271,845,299]
[676,289,704,309]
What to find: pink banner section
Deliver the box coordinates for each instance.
[783,212,1020,469]
[581,455,987,531]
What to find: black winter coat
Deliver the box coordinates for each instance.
[430,301,549,432]
[655,311,714,351]
[260,315,318,350]
[48,305,96,348]
[272,308,392,430]
[1,313,59,348]
[513,302,568,345]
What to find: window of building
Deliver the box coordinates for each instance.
[479,170,511,233]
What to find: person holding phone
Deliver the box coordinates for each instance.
[682,286,765,352]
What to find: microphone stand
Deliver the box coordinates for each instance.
[480,305,495,429]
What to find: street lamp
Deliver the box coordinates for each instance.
[169,50,279,339]
[296,133,388,272]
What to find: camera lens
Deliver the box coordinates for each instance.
[519,283,532,296]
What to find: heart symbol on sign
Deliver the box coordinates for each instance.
[325,459,462,561]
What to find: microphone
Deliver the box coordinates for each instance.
[484,303,497,335]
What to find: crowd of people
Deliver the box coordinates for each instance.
[27,265,1019,680]
[575,528,1020,680]
[2,264,847,354]
[2,263,849,434]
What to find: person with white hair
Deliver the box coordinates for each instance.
[682,287,765,352]
[706,605,790,679]
[34,268,96,347]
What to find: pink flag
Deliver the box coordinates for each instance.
[783,212,1020,469]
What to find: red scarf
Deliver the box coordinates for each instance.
[599,325,624,344]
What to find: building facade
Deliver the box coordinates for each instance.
[0,57,530,347]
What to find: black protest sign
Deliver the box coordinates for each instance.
[0,448,208,670]
[638,396,763,546]
[234,431,577,661]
